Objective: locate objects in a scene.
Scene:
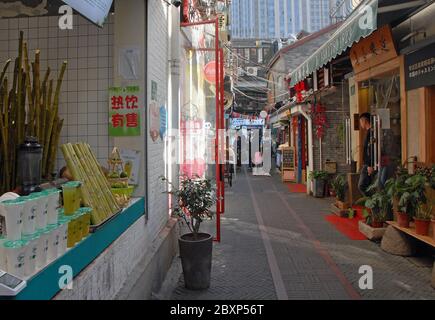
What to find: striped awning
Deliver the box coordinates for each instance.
[289,0,379,86]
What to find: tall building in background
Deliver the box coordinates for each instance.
[231,0,333,39]
[330,0,364,23]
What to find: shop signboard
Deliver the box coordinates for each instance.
[405,42,435,91]
[62,0,113,27]
[230,118,264,129]
[350,25,397,74]
[109,86,141,137]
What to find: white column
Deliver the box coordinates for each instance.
[113,0,147,196]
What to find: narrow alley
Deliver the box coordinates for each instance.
[168,169,435,300]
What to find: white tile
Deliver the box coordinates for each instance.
[38,16,49,28]
[88,90,98,102]
[68,37,78,48]
[67,59,78,70]
[88,136,98,145]
[78,58,88,69]
[29,18,38,29]
[58,47,68,59]
[67,91,77,103]
[0,19,8,30]
[78,113,88,124]
[78,36,88,47]
[98,79,108,91]
[98,35,109,47]
[0,29,8,40]
[78,25,88,37]
[77,80,88,91]
[98,113,107,124]
[68,113,78,125]
[88,113,98,124]
[67,126,78,136]
[98,125,107,135]
[87,68,98,79]
[38,38,48,50]
[78,125,88,134]
[78,69,88,79]
[58,37,68,48]
[68,80,78,91]
[98,136,108,147]
[87,57,98,68]
[18,17,28,29]
[48,16,58,27]
[78,91,88,102]
[88,125,98,136]
[8,19,18,29]
[78,102,88,114]
[98,46,109,57]
[48,27,58,38]
[88,35,98,45]
[88,46,98,57]
[88,79,98,91]
[67,48,78,58]
[8,30,19,40]
[38,27,48,39]
[98,68,108,79]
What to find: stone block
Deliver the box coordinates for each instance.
[358,221,386,241]
[381,225,415,257]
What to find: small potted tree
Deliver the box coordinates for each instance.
[309,170,329,198]
[163,176,217,290]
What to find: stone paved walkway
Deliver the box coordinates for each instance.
[169,168,435,300]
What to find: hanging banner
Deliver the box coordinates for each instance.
[405,41,435,91]
[109,86,141,137]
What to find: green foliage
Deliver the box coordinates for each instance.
[330,174,347,202]
[357,178,392,224]
[309,170,329,181]
[415,203,433,221]
[348,208,355,219]
[162,175,217,238]
[393,174,427,218]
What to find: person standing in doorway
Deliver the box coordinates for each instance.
[358,113,375,196]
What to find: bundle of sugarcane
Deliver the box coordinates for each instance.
[61,142,121,225]
[0,31,67,194]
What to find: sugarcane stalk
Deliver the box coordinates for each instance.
[16,31,24,145]
[47,118,63,177]
[61,144,103,224]
[40,68,50,143]
[79,143,120,213]
[43,62,67,175]
[73,144,113,217]
[33,50,41,141]
[23,42,34,136]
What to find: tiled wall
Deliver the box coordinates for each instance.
[0,14,114,172]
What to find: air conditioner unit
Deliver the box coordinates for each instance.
[237,67,244,76]
[246,67,258,76]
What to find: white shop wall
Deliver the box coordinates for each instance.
[0,14,114,173]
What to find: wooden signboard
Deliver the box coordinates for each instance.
[281,147,296,182]
[350,25,398,74]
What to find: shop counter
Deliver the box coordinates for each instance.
[3,197,145,300]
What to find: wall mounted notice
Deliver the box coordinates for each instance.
[119,149,141,185]
[62,0,113,27]
[109,86,141,137]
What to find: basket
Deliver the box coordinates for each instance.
[111,186,135,198]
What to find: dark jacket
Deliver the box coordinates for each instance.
[363,128,374,167]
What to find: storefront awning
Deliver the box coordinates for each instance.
[289,0,379,86]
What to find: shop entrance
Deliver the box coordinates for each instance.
[363,74,402,185]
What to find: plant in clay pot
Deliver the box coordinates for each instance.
[414,203,433,236]
[162,175,217,290]
[330,174,348,210]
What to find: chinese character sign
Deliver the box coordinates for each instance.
[109,86,141,136]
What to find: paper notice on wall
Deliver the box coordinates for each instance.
[376,108,391,129]
[119,148,141,185]
[119,47,141,80]
[63,0,113,27]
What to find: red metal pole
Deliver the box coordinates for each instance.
[219,48,225,213]
[215,18,221,242]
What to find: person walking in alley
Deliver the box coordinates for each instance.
[358,113,375,196]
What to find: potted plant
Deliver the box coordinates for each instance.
[162,176,217,290]
[395,174,427,228]
[330,174,348,210]
[415,204,433,236]
[309,170,329,198]
[357,183,391,228]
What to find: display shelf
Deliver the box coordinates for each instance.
[386,221,435,248]
[2,197,145,300]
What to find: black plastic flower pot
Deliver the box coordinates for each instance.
[314,179,325,198]
[179,232,213,290]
